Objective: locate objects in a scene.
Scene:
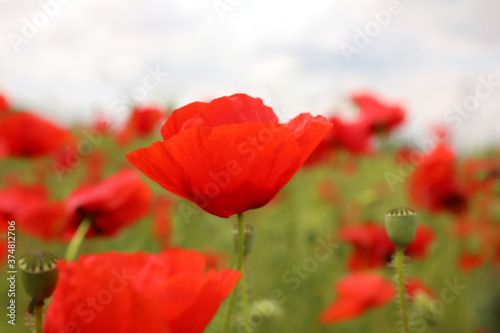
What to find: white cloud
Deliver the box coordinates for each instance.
[0,0,499,150]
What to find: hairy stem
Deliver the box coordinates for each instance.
[395,247,410,333]
[33,301,44,333]
[240,266,251,333]
[223,213,249,333]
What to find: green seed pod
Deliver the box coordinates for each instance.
[19,251,59,302]
[384,207,418,247]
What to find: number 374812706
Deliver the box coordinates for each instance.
[7,221,16,269]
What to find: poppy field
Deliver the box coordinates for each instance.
[0,92,499,333]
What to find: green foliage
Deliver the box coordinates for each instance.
[0,133,497,333]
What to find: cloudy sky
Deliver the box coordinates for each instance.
[1,0,499,152]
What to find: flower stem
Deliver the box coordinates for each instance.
[223,213,249,333]
[395,247,410,333]
[65,219,91,261]
[240,267,251,333]
[33,301,44,333]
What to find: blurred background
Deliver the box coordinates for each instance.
[1,0,500,152]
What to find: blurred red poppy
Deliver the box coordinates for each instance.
[152,195,174,249]
[0,183,65,240]
[452,217,493,272]
[318,179,343,205]
[127,94,332,218]
[83,150,106,184]
[406,225,435,259]
[341,222,435,271]
[62,169,152,239]
[405,277,435,299]
[341,222,394,271]
[44,248,241,333]
[462,157,500,195]
[306,116,372,165]
[352,93,405,134]
[0,94,9,113]
[0,111,73,158]
[202,249,229,270]
[409,144,467,215]
[117,106,167,146]
[319,272,395,324]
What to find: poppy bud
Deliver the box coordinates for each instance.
[232,224,254,259]
[384,207,417,247]
[19,251,59,302]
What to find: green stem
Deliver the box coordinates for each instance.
[65,219,91,261]
[223,213,249,333]
[395,247,410,333]
[33,301,43,333]
[240,267,251,333]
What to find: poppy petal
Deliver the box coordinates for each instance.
[285,113,334,165]
[127,122,301,218]
[161,102,207,140]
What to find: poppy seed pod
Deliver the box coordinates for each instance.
[19,251,59,302]
[384,207,417,247]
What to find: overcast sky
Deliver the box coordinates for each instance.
[1,0,499,152]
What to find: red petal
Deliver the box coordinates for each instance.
[319,299,365,323]
[127,122,301,218]
[284,113,333,165]
[161,94,279,141]
[161,102,207,140]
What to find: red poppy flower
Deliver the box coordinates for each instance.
[405,277,435,299]
[62,169,152,239]
[117,106,167,146]
[44,248,241,333]
[152,195,174,248]
[319,272,395,324]
[0,93,9,113]
[83,151,106,184]
[318,179,343,205]
[452,217,493,272]
[409,144,467,215]
[352,93,405,134]
[0,111,73,158]
[395,146,414,165]
[341,222,394,271]
[0,183,47,221]
[319,117,373,158]
[127,94,332,218]
[462,157,500,195]
[406,225,435,259]
[0,183,65,240]
[341,222,435,271]
[201,249,229,270]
